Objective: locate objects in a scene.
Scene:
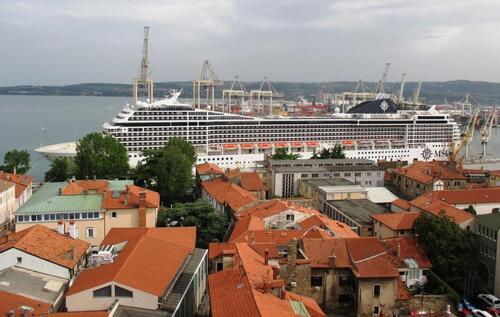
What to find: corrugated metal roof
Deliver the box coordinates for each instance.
[366,187,399,204]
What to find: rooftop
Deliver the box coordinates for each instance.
[409,195,474,225]
[195,162,225,176]
[392,198,410,211]
[392,161,467,184]
[0,225,89,269]
[0,267,67,305]
[0,171,34,198]
[0,290,51,317]
[16,180,158,215]
[382,237,432,269]
[239,172,266,191]
[267,158,376,166]
[0,179,14,193]
[299,178,354,188]
[476,213,500,229]
[329,199,386,224]
[372,212,421,231]
[201,178,257,211]
[418,187,500,205]
[67,227,196,297]
[365,187,399,204]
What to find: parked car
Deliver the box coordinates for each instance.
[479,295,500,309]
[472,309,494,317]
[487,307,500,317]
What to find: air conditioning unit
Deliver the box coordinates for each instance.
[290,281,297,288]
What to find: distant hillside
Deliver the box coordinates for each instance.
[2,80,500,105]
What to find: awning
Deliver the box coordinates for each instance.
[258,143,272,149]
[341,140,354,145]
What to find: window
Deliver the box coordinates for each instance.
[16,257,22,264]
[373,305,380,315]
[373,284,381,297]
[338,275,351,287]
[311,276,323,287]
[216,262,223,272]
[93,285,112,297]
[111,212,117,218]
[338,294,352,307]
[286,214,295,221]
[86,227,95,239]
[115,286,133,298]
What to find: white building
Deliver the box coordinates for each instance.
[0,179,16,233]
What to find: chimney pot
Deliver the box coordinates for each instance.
[264,248,269,265]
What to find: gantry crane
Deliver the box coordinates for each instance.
[192,60,223,109]
[249,77,284,115]
[374,63,391,94]
[449,108,479,163]
[480,107,497,158]
[222,75,249,114]
[397,73,407,104]
[412,81,422,105]
[133,26,154,105]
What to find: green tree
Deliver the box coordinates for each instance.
[1,149,30,174]
[311,144,346,159]
[464,205,477,215]
[75,132,129,179]
[413,212,477,282]
[135,137,197,204]
[157,200,228,248]
[44,157,78,182]
[271,148,300,160]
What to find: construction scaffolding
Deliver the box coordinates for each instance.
[192,60,223,109]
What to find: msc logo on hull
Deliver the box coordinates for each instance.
[421,148,450,161]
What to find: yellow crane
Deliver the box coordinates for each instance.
[480,107,497,158]
[450,108,479,163]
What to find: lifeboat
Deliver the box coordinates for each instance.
[341,140,354,146]
[258,143,272,149]
[223,144,237,150]
[291,142,303,148]
[305,141,319,147]
[274,142,288,148]
[240,143,255,149]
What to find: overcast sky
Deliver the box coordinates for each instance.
[1,0,500,85]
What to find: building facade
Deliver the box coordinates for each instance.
[0,180,16,233]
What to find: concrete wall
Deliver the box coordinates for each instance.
[0,248,72,279]
[356,279,397,317]
[262,210,312,229]
[0,185,15,230]
[104,208,157,236]
[66,282,158,312]
[451,203,499,216]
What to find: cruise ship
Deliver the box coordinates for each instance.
[37,92,461,168]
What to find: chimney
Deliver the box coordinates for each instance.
[8,307,14,317]
[57,221,65,235]
[138,191,147,227]
[58,188,63,195]
[264,248,269,265]
[69,244,76,260]
[69,221,78,239]
[85,175,89,180]
[328,251,337,267]
[287,238,298,264]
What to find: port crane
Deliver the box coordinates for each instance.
[193,60,223,109]
[480,107,497,158]
[374,63,391,94]
[449,108,479,163]
[396,73,407,104]
[412,81,422,105]
[249,77,284,115]
[222,75,249,114]
[133,26,154,105]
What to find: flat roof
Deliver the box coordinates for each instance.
[476,213,500,230]
[272,165,382,173]
[300,178,354,187]
[328,199,386,224]
[267,158,376,165]
[366,187,399,204]
[0,267,67,304]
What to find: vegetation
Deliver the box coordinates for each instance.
[423,271,460,306]
[464,205,477,215]
[75,132,129,179]
[135,138,197,204]
[44,157,78,182]
[311,144,346,159]
[271,148,300,160]
[157,200,229,248]
[413,212,477,283]
[0,149,30,174]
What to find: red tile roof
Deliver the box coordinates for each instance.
[47,312,109,317]
[229,216,265,242]
[239,172,266,191]
[67,227,195,297]
[0,171,33,198]
[392,198,410,211]
[489,170,500,177]
[102,185,159,209]
[372,212,421,231]
[397,279,411,301]
[0,290,52,317]
[392,161,467,185]
[209,242,236,260]
[382,237,432,269]
[345,237,399,278]
[302,238,351,268]
[284,292,326,317]
[201,178,257,211]
[231,229,306,244]
[0,225,89,269]
[298,214,359,238]
[62,180,109,195]
[419,187,500,205]
[409,195,474,225]
[196,162,225,176]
